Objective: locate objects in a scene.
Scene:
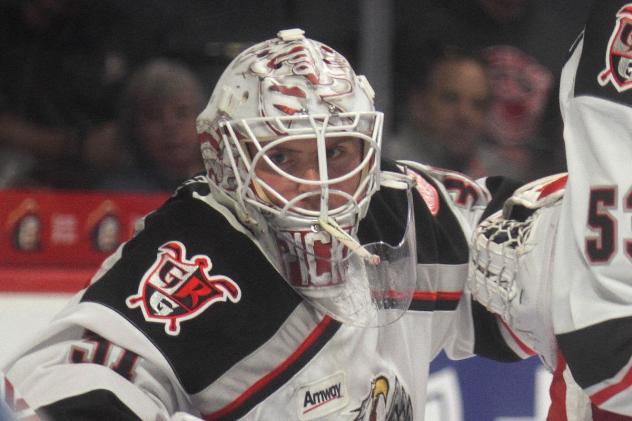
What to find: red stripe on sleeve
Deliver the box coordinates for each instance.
[591,364,632,406]
[412,291,462,301]
[547,352,568,421]
[498,318,536,357]
[204,316,335,421]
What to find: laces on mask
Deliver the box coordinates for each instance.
[316,170,415,267]
[318,217,381,266]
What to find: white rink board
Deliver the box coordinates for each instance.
[0,293,71,366]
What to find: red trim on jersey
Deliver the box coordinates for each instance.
[412,291,462,301]
[204,316,335,421]
[3,376,40,420]
[591,364,632,406]
[547,351,568,421]
[537,174,568,200]
[381,290,462,302]
[592,404,632,420]
[3,377,15,408]
[499,319,536,357]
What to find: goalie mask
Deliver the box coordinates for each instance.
[197,29,416,326]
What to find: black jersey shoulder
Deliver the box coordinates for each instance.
[362,162,521,266]
[481,175,524,219]
[557,315,632,389]
[361,160,464,265]
[82,179,302,393]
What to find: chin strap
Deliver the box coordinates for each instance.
[318,216,381,266]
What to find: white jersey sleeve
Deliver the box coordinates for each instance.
[3,296,193,420]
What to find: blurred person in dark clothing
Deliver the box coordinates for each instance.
[0,0,168,189]
[481,44,560,181]
[384,47,494,178]
[99,59,205,192]
[393,0,592,181]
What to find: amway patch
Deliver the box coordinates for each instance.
[297,371,348,420]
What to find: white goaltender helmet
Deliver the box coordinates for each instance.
[197,29,416,327]
[197,28,382,229]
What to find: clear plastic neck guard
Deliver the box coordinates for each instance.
[272,172,417,327]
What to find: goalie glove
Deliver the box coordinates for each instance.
[467,173,567,370]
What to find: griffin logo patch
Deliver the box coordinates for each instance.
[126,241,241,335]
[598,5,632,92]
[351,375,412,420]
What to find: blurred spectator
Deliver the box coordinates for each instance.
[481,44,557,180]
[393,0,592,180]
[0,0,171,190]
[383,47,493,178]
[99,59,205,192]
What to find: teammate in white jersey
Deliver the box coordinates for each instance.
[468,1,632,419]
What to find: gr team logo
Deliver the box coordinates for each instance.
[126,241,241,335]
[598,5,632,92]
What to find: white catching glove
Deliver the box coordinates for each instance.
[467,174,567,370]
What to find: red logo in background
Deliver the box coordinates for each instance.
[599,5,632,92]
[126,241,241,335]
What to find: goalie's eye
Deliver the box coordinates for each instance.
[262,146,303,174]
[325,145,344,160]
[268,150,291,167]
[324,138,364,178]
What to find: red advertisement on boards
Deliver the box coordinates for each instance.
[0,189,169,291]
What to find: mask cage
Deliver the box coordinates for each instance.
[219,111,383,226]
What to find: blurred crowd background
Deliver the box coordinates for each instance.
[0,0,594,192]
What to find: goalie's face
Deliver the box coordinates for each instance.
[250,136,364,212]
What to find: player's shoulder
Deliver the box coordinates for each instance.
[146,174,215,226]
[79,175,304,391]
[571,0,632,106]
[396,160,493,212]
[372,160,482,264]
[137,175,254,243]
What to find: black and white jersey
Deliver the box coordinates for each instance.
[467,1,632,418]
[552,0,632,417]
[3,162,520,420]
